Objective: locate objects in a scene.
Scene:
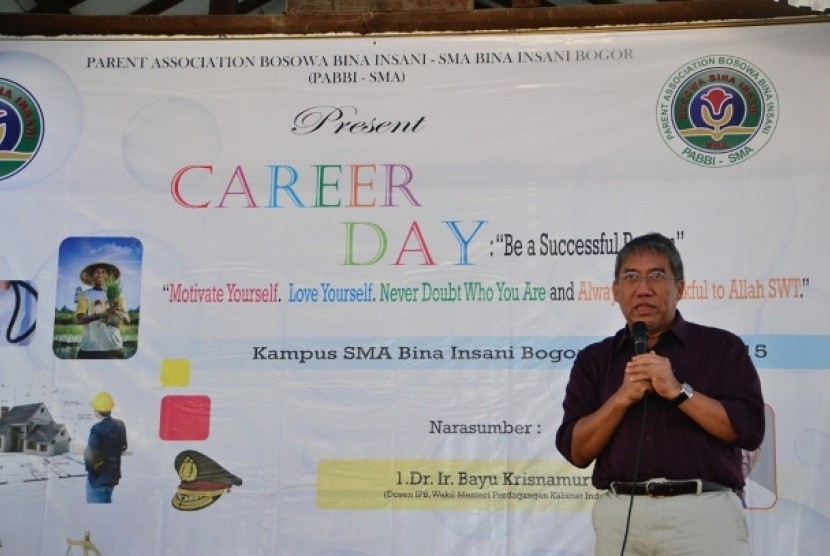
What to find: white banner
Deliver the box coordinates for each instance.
[1,21,828,555]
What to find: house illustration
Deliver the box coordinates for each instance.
[0,403,71,456]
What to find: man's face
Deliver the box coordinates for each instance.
[92,267,109,286]
[612,250,685,336]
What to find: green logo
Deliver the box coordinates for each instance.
[0,78,44,180]
[657,56,778,167]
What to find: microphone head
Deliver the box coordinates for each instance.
[632,321,649,355]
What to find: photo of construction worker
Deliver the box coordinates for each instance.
[84,391,128,504]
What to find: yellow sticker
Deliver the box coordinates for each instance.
[317,459,597,511]
[161,358,191,387]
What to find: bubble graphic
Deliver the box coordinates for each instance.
[0,51,83,189]
[794,429,830,467]
[122,97,221,192]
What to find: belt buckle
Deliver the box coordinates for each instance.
[644,478,666,497]
[645,478,703,497]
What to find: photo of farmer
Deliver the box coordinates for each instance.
[53,237,142,359]
[75,261,129,359]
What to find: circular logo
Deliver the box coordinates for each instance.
[0,78,44,180]
[657,55,778,168]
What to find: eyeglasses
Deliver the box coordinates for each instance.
[617,271,677,286]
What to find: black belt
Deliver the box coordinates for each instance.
[609,479,732,497]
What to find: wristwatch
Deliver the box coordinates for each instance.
[672,382,694,406]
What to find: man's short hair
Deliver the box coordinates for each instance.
[614,233,684,281]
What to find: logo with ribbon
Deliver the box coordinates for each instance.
[657,55,778,168]
[0,78,44,181]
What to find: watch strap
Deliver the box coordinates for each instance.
[672,383,693,406]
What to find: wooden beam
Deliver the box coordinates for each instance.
[0,1,820,37]
[286,1,473,14]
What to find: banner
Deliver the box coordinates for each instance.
[1,21,828,555]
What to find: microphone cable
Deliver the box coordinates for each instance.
[619,390,651,556]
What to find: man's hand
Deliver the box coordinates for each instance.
[624,352,682,401]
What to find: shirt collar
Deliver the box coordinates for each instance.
[668,310,690,346]
[613,310,688,354]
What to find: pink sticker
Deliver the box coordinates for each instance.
[159,395,211,441]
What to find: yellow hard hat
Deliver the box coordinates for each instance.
[90,391,115,412]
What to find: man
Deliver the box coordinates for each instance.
[556,233,765,555]
[85,391,128,503]
[75,261,129,359]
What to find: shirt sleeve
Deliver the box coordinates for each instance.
[717,334,766,451]
[76,294,89,316]
[118,419,128,453]
[555,347,603,467]
[84,426,103,473]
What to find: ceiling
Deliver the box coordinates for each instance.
[0,0,825,36]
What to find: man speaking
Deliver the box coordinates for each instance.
[556,233,765,555]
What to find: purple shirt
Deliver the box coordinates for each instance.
[556,312,765,490]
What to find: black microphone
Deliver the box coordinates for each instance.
[622,320,652,556]
[632,321,649,355]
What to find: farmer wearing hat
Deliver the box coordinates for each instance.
[75,261,129,359]
[85,391,128,503]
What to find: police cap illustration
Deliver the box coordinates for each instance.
[172,450,243,511]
